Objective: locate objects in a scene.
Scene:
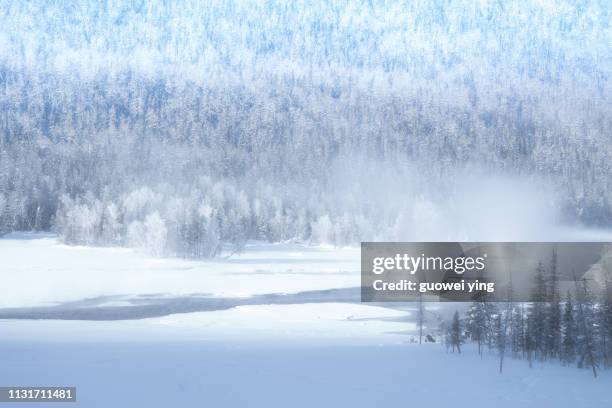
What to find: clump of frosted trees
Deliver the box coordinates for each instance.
[56,184,264,257]
[51,179,363,257]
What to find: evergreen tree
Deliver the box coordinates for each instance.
[494,310,509,373]
[416,291,425,344]
[525,314,535,368]
[561,291,576,365]
[510,303,526,359]
[483,302,499,349]
[529,262,548,360]
[450,311,463,354]
[546,248,562,358]
[465,301,487,355]
[599,277,612,368]
[574,276,599,378]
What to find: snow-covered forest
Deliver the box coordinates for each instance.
[1,0,611,257]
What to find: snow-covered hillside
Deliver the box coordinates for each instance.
[1,0,611,253]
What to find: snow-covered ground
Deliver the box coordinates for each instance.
[1,303,610,408]
[1,336,610,408]
[0,233,360,308]
[1,303,412,344]
[1,233,611,407]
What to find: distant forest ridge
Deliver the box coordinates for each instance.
[0,0,610,256]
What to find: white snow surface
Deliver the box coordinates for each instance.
[1,303,411,345]
[0,332,609,408]
[2,233,612,407]
[0,233,359,308]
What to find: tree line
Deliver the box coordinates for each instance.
[440,250,612,377]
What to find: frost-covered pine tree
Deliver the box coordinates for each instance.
[494,310,510,373]
[465,301,487,355]
[524,314,535,368]
[546,249,562,359]
[574,276,599,377]
[510,303,526,359]
[599,277,612,368]
[416,291,425,344]
[561,292,576,365]
[529,262,548,360]
[449,311,463,354]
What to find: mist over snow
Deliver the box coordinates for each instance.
[0,0,611,256]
